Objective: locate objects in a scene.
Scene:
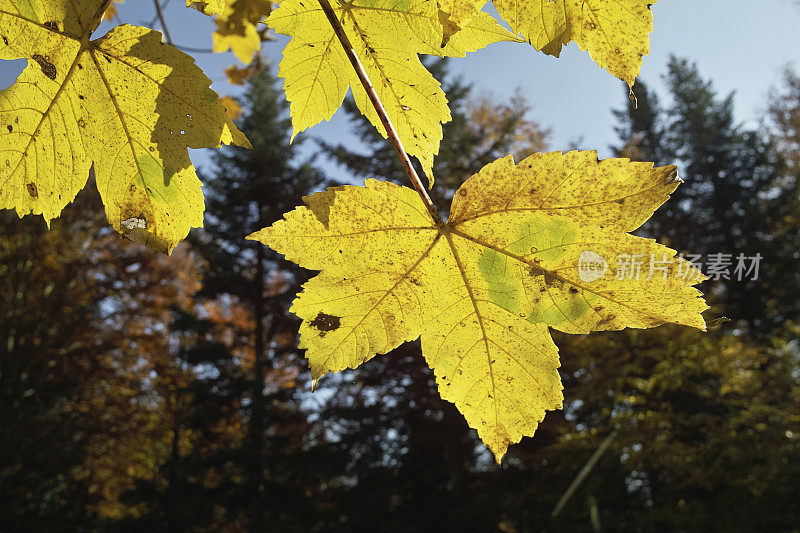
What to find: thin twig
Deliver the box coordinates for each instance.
[317,0,444,227]
[174,45,216,54]
[153,0,174,45]
[551,430,618,518]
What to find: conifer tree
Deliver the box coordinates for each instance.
[193,64,328,529]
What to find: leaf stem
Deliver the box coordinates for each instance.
[89,0,115,34]
[317,0,444,227]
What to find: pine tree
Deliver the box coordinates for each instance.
[614,57,792,334]
[193,64,329,529]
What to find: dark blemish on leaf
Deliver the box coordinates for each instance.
[26,182,38,198]
[78,95,84,100]
[615,198,625,204]
[310,312,341,337]
[597,315,615,327]
[32,54,57,80]
[77,118,86,128]
[458,188,467,196]
[569,287,579,294]
[6,125,11,133]
[44,21,59,32]
[2,36,8,46]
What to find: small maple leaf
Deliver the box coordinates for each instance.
[188,0,229,17]
[267,0,520,184]
[212,0,272,64]
[440,0,656,85]
[103,0,124,21]
[219,95,243,120]
[248,151,708,462]
[492,0,656,86]
[437,0,487,46]
[0,0,250,253]
[224,64,255,85]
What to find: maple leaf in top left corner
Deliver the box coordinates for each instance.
[0,0,251,253]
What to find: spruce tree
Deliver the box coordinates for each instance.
[193,65,328,529]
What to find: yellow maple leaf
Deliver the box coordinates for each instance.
[267,0,520,185]
[188,0,229,16]
[248,151,708,462]
[212,0,272,64]
[103,0,123,21]
[437,0,487,46]
[219,95,243,120]
[491,0,656,85]
[224,64,255,85]
[0,0,250,253]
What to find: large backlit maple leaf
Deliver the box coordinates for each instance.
[0,0,250,253]
[249,151,708,461]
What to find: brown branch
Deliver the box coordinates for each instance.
[317,0,444,227]
[153,0,174,45]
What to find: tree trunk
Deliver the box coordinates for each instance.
[250,243,267,531]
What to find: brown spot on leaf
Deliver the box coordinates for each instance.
[310,312,341,337]
[32,54,56,80]
[2,36,8,46]
[26,182,38,198]
[44,21,60,32]
[458,188,467,197]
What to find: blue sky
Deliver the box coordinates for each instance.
[2,0,800,182]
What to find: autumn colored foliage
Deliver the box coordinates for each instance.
[2,2,799,529]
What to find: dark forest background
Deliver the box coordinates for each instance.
[2,55,800,531]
